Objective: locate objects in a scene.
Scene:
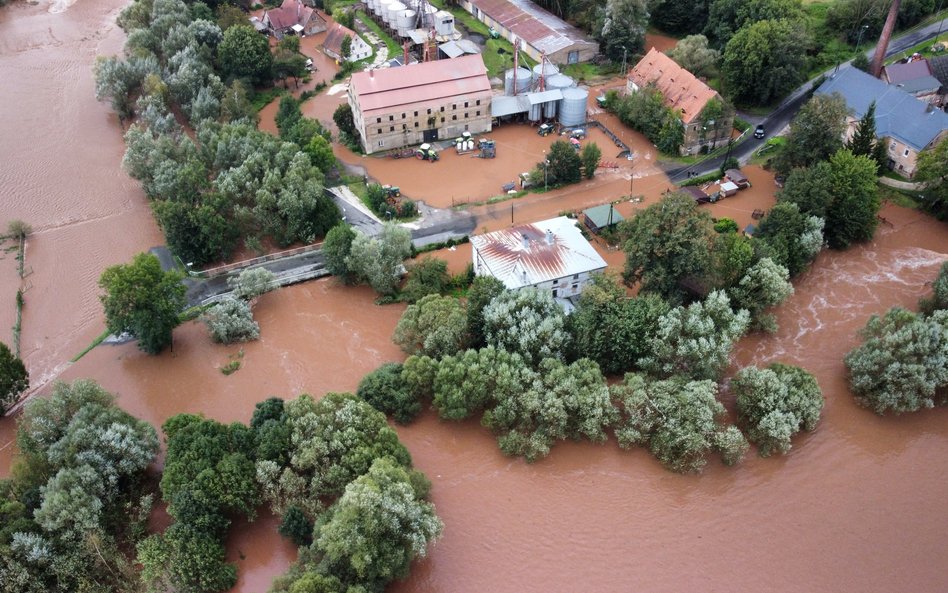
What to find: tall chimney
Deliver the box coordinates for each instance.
[545,229,553,245]
[870,0,901,78]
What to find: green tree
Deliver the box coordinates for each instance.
[152,195,237,266]
[568,274,670,375]
[845,308,948,414]
[428,347,530,421]
[275,95,303,137]
[220,79,257,123]
[483,287,570,365]
[305,134,337,175]
[541,140,583,186]
[650,0,710,34]
[612,373,748,473]
[333,103,357,139]
[315,457,442,590]
[919,261,948,315]
[915,134,948,220]
[357,362,421,424]
[580,142,601,179]
[278,505,313,546]
[401,258,452,303]
[732,363,824,456]
[825,149,880,249]
[643,290,750,381]
[322,223,357,281]
[710,229,755,288]
[729,258,794,332]
[202,297,260,344]
[721,18,808,105]
[465,275,506,349]
[217,25,273,84]
[619,192,716,303]
[98,253,187,354]
[595,0,649,61]
[852,51,870,72]
[705,0,805,47]
[667,34,720,78]
[773,93,849,174]
[216,4,247,31]
[228,267,276,301]
[755,202,825,277]
[392,294,468,358]
[777,161,834,218]
[0,341,28,414]
[340,35,352,60]
[846,100,877,160]
[346,224,412,295]
[138,524,237,593]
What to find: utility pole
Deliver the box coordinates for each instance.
[622,47,627,76]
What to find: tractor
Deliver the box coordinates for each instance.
[416,143,439,161]
[537,123,554,136]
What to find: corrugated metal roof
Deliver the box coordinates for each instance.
[527,89,563,104]
[491,94,530,117]
[351,54,492,116]
[439,41,465,59]
[628,48,720,125]
[582,204,624,228]
[471,216,607,289]
[816,66,948,152]
[468,0,597,56]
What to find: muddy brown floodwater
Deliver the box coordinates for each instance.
[2,1,948,592]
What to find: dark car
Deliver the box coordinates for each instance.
[754,125,766,139]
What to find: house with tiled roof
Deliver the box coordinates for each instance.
[627,48,733,155]
[348,54,493,154]
[817,66,948,177]
[471,216,607,308]
[458,0,598,65]
[883,58,943,104]
[262,0,326,40]
[322,23,371,62]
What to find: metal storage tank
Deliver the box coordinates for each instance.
[396,9,415,36]
[378,0,393,20]
[528,103,542,121]
[504,67,532,95]
[532,62,559,86]
[543,99,557,119]
[368,0,379,12]
[434,10,454,36]
[545,74,574,91]
[417,4,437,28]
[559,87,588,127]
[386,1,406,26]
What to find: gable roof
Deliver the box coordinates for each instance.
[582,204,624,228]
[627,48,719,124]
[471,216,607,289]
[816,66,948,152]
[264,0,314,31]
[931,55,948,88]
[323,22,358,56]
[467,0,597,56]
[883,59,934,83]
[350,54,491,116]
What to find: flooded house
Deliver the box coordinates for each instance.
[627,48,734,155]
[262,0,327,39]
[348,54,493,154]
[817,66,948,177]
[322,22,372,62]
[470,216,607,307]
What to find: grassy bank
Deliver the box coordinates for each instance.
[357,11,401,59]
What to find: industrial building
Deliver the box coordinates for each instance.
[458,0,598,64]
[627,48,733,155]
[471,216,608,306]
[362,0,460,48]
[348,54,493,154]
[491,61,589,127]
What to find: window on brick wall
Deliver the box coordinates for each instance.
[452,115,457,120]
[377,128,382,134]
[389,115,394,121]
[476,99,481,106]
[464,113,468,119]
[389,126,394,132]
[476,110,480,116]
[376,117,381,123]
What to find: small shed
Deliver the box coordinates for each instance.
[582,204,624,233]
[725,168,750,188]
[719,181,739,197]
[681,186,710,204]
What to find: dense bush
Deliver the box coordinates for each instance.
[732,363,824,456]
[0,340,28,414]
[393,294,468,358]
[729,258,794,332]
[357,362,422,424]
[346,223,412,295]
[483,287,570,365]
[401,257,452,303]
[203,297,260,344]
[228,267,276,301]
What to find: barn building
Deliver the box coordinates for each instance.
[458,0,598,65]
[322,23,372,62]
[262,0,326,39]
[470,216,607,307]
[348,54,493,154]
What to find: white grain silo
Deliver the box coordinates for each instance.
[558,87,589,127]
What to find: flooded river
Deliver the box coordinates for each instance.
[1,1,947,592]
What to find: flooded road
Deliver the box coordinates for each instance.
[1,1,947,592]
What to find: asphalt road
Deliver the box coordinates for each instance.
[665,16,948,182]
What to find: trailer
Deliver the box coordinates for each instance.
[724,168,751,189]
[477,138,496,159]
[681,185,711,204]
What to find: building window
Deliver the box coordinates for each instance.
[452,115,457,120]
[377,128,382,134]
[452,104,457,110]
[427,108,432,114]
[402,124,406,130]
[402,113,406,119]
[441,117,445,123]
[476,110,480,116]
[414,110,418,116]
[389,126,394,132]
[890,142,897,151]
[464,101,469,108]
[573,274,579,280]
[464,124,469,131]
[464,112,468,119]
[568,50,579,64]
[389,115,394,121]
[377,140,383,147]
[903,149,910,157]
[414,122,419,128]
[476,99,481,106]
[440,106,444,112]
[552,289,558,297]
[376,117,381,123]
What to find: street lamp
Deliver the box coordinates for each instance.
[855,24,869,52]
[544,158,550,192]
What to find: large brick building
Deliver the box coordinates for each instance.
[627,48,733,155]
[348,54,493,154]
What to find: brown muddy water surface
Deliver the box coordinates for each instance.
[1,1,948,592]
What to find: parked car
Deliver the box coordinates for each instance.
[754,125,765,139]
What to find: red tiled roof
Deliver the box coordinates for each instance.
[323,22,356,56]
[468,0,596,55]
[350,54,491,116]
[628,48,720,124]
[264,0,313,31]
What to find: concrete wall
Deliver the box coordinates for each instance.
[351,89,493,154]
[681,116,734,155]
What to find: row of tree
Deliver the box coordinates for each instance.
[604,87,686,155]
[95,0,341,267]
[531,140,602,187]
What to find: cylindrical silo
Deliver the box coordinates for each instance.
[504,67,531,96]
[543,100,557,119]
[368,0,379,13]
[528,103,541,122]
[397,9,415,36]
[545,74,574,91]
[558,87,588,127]
[377,0,392,19]
[386,1,405,26]
[532,62,559,86]
[418,3,437,28]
